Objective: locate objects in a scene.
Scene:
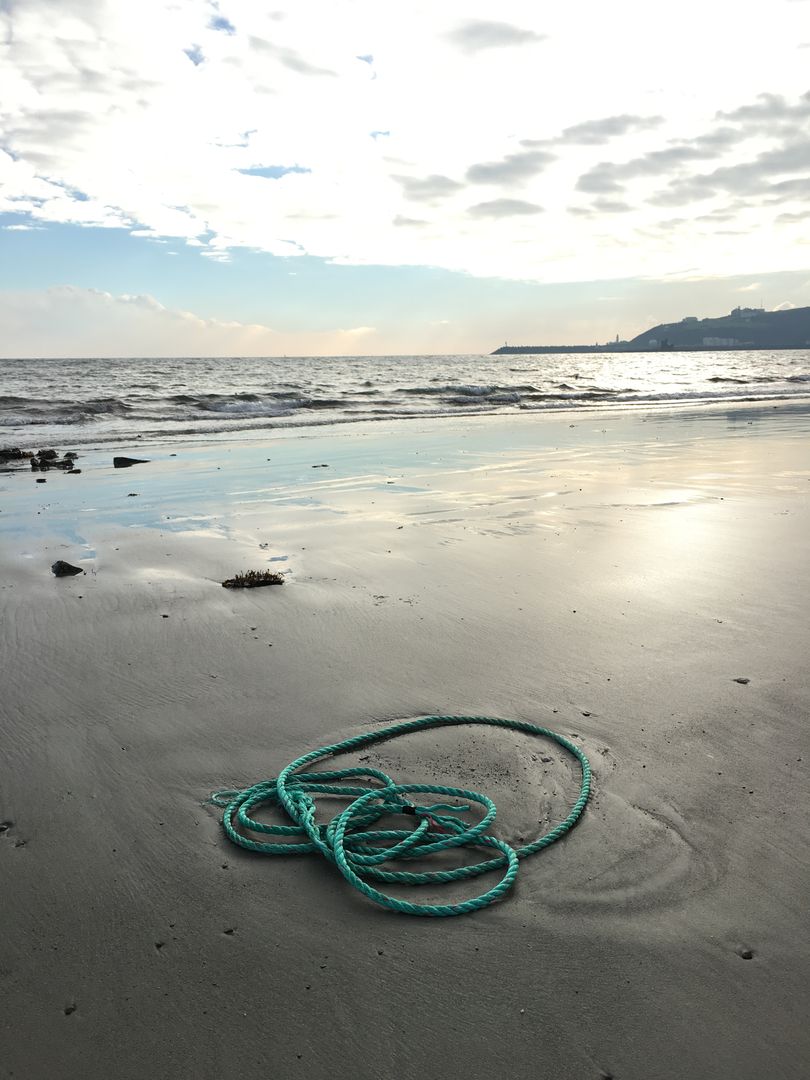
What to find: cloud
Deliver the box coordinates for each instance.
[571,92,810,227]
[558,114,664,145]
[0,286,376,357]
[445,20,545,53]
[591,197,632,213]
[718,91,810,123]
[394,174,464,202]
[247,36,336,76]
[466,149,555,184]
[467,198,543,217]
[0,3,807,288]
[650,140,810,205]
[577,143,734,195]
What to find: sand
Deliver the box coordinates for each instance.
[1,403,809,1079]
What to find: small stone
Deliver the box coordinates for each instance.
[52,560,84,577]
[737,947,754,960]
[733,677,750,685]
[36,477,47,483]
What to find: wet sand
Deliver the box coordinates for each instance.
[1,405,809,1079]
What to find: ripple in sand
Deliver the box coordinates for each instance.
[541,792,724,914]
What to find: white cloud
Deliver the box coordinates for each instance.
[0,1,808,283]
[0,286,379,357]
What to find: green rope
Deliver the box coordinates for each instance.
[212,714,591,917]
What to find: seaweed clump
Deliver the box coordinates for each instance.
[222,570,285,589]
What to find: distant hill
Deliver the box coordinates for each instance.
[492,305,810,354]
[628,306,810,350]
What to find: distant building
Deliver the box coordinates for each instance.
[703,336,738,347]
[681,316,698,323]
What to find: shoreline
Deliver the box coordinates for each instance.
[2,402,809,1078]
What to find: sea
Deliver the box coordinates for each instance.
[1,350,809,450]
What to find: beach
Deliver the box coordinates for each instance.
[2,402,809,1079]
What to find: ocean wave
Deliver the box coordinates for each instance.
[399,383,538,397]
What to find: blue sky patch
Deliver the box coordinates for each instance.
[238,165,311,179]
[209,15,236,34]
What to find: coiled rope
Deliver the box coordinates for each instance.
[212,714,591,917]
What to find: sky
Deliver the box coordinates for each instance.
[1,0,809,357]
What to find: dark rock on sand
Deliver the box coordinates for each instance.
[31,449,80,471]
[36,478,47,483]
[0,447,32,462]
[51,561,84,577]
[114,456,150,468]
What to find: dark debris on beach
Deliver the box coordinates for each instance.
[0,447,81,473]
[222,570,285,589]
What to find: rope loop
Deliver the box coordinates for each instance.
[215,714,591,917]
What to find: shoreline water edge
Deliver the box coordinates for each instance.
[2,398,809,1079]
